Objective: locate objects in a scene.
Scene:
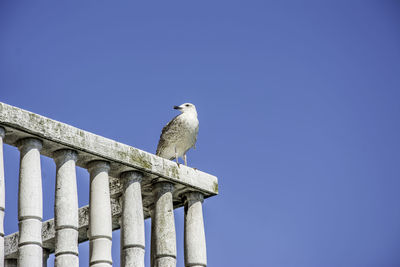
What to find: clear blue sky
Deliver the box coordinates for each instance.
[1,1,400,266]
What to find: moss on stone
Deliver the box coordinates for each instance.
[169,165,179,179]
[213,181,219,194]
[115,149,153,169]
[131,153,152,169]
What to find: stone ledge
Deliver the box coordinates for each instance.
[0,101,218,196]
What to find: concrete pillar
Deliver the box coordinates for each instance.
[87,161,112,267]
[120,171,145,267]
[53,150,79,267]
[0,127,5,265]
[184,192,207,267]
[151,182,176,267]
[17,138,43,267]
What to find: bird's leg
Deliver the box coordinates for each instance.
[175,147,180,166]
[184,153,187,166]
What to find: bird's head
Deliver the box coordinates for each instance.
[174,103,197,115]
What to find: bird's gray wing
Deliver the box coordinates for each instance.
[156,114,181,157]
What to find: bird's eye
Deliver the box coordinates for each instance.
[186,104,190,107]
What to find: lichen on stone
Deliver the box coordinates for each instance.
[168,165,179,178]
[213,181,218,194]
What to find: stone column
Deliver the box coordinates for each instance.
[0,127,5,264]
[17,138,43,267]
[53,150,79,267]
[184,192,207,267]
[151,182,176,267]
[120,171,145,267]
[87,161,112,267]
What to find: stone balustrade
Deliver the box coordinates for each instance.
[0,102,218,267]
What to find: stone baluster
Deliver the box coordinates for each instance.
[151,181,176,267]
[120,171,145,267]
[53,150,79,267]
[184,192,207,267]
[87,161,112,267]
[17,138,43,267]
[0,127,5,264]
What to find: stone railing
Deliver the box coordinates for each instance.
[0,102,218,267]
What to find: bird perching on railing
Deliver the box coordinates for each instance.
[156,103,199,166]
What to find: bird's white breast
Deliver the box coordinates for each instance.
[177,113,198,141]
[174,113,199,154]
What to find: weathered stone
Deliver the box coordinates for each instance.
[5,200,121,260]
[184,192,207,267]
[0,101,219,265]
[120,171,145,267]
[0,102,218,196]
[151,182,176,267]
[53,149,79,267]
[17,138,43,267]
[87,161,112,266]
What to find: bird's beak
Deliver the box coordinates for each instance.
[173,106,181,110]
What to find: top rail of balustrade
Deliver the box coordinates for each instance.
[0,102,218,196]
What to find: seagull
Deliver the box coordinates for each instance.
[156,103,199,166]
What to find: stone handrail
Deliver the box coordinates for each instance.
[0,101,217,267]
